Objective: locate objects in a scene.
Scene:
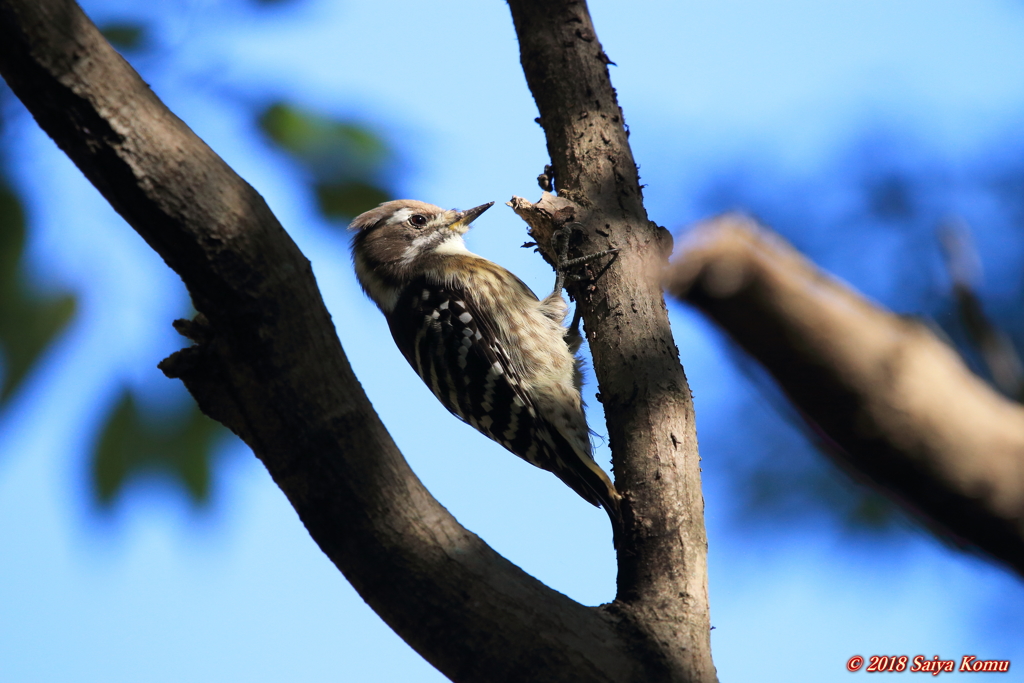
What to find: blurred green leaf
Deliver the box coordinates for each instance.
[0,182,25,281]
[315,180,391,219]
[259,102,389,168]
[0,292,76,403]
[258,101,393,220]
[92,388,226,506]
[99,22,148,52]
[0,182,77,403]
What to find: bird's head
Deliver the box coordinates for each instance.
[349,199,493,266]
[348,199,493,310]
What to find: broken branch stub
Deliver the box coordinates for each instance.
[507,193,578,269]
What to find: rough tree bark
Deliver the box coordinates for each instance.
[664,215,1024,578]
[506,2,714,679]
[0,0,716,681]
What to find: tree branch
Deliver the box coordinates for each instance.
[507,1,716,680]
[664,214,1024,577]
[0,1,667,680]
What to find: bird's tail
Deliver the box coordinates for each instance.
[548,429,622,527]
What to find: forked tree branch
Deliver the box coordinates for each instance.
[0,0,695,680]
[665,214,1024,577]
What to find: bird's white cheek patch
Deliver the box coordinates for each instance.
[432,234,471,256]
[402,230,461,263]
[355,254,399,313]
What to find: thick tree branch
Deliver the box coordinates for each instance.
[665,214,1024,577]
[0,1,667,680]
[507,1,716,681]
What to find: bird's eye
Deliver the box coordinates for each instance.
[410,215,427,227]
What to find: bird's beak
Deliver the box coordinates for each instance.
[445,202,494,235]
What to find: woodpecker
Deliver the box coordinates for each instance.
[349,199,621,524]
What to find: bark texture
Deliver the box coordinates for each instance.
[507,2,716,681]
[665,214,1024,577]
[0,0,707,680]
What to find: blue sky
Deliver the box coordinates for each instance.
[2,0,1024,680]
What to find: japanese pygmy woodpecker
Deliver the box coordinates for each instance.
[348,200,621,524]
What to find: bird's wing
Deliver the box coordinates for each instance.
[386,275,619,514]
[386,276,541,451]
